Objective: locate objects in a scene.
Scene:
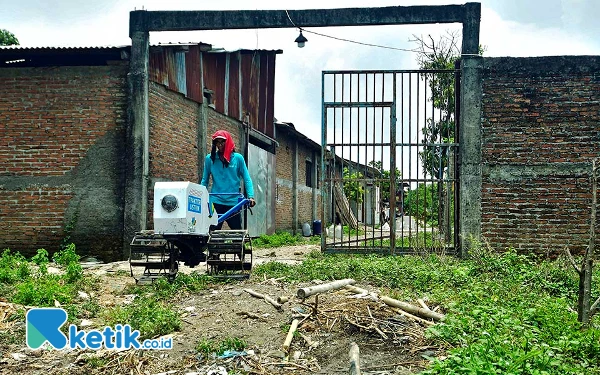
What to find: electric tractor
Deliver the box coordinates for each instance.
[129,181,253,283]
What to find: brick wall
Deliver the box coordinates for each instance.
[481,56,600,255]
[147,83,201,226]
[0,66,128,260]
[275,131,322,231]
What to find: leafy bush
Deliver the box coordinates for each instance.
[1,245,96,322]
[53,243,83,282]
[0,249,30,284]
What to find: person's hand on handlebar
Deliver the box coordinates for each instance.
[249,198,256,207]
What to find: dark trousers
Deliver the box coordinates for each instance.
[212,203,242,230]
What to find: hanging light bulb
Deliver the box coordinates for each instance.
[294,30,308,48]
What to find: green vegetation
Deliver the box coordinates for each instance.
[3,240,600,374]
[196,337,248,356]
[255,247,600,375]
[0,29,19,46]
[0,245,217,341]
[252,231,320,248]
[102,297,181,340]
[0,245,92,321]
[342,167,365,203]
[368,160,402,204]
[404,183,440,226]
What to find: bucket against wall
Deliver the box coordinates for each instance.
[312,220,322,236]
[302,222,312,237]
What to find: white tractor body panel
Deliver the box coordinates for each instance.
[153,181,217,235]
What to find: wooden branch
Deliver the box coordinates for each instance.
[349,342,361,375]
[345,285,369,294]
[417,299,432,311]
[282,319,299,353]
[381,296,445,322]
[345,285,379,300]
[393,308,436,327]
[299,332,318,348]
[564,246,582,275]
[297,279,356,299]
[236,311,267,321]
[244,288,282,310]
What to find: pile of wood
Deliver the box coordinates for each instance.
[244,278,446,374]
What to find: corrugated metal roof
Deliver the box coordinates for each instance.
[0,45,129,51]
[149,45,278,138]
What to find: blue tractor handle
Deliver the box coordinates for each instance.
[208,193,251,224]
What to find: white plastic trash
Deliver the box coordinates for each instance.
[302,222,312,237]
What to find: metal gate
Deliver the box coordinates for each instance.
[320,69,460,254]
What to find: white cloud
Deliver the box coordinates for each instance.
[481,7,598,57]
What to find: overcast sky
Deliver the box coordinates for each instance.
[2,0,599,143]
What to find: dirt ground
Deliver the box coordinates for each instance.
[0,244,443,375]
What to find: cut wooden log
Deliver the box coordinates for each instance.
[349,342,361,375]
[345,285,369,294]
[277,296,289,304]
[393,308,435,326]
[381,296,444,322]
[282,318,300,352]
[297,279,356,299]
[244,288,283,310]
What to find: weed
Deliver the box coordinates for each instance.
[195,337,248,356]
[53,243,83,282]
[252,231,318,248]
[102,297,181,340]
[85,356,108,368]
[0,249,30,284]
[255,249,600,374]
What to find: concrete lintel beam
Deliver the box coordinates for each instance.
[131,4,470,33]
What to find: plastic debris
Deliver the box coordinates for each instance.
[217,350,247,359]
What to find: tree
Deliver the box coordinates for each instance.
[0,29,19,46]
[565,158,600,328]
[412,31,460,180]
[367,161,401,204]
[412,32,484,242]
[342,167,364,204]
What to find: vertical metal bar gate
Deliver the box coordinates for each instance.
[320,69,459,255]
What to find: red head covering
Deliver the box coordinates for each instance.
[211,130,235,164]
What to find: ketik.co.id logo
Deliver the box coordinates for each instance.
[26,308,172,350]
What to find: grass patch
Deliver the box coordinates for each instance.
[104,273,219,340]
[254,248,600,374]
[102,296,181,340]
[252,231,320,248]
[196,337,248,356]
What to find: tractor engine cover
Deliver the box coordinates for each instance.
[153,181,217,235]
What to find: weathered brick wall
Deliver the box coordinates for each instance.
[481,56,600,255]
[297,146,317,227]
[147,83,200,226]
[275,134,322,231]
[0,66,128,260]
